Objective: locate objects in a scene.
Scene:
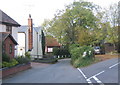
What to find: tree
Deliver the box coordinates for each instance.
[103,3,118,49]
[41,30,45,55]
[42,1,100,46]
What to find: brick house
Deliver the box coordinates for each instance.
[1,32,18,59]
[0,10,20,56]
[45,37,61,53]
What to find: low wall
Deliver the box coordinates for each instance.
[1,63,31,78]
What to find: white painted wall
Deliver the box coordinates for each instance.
[17,28,29,56]
[38,29,43,56]
[0,24,6,32]
[31,28,43,58]
[18,33,25,56]
[25,30,29,52]
[12,27,18,41]
[31,29,37,56]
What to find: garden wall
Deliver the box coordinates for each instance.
[0,63,31,78]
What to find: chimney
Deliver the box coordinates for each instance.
[28,14,33,51]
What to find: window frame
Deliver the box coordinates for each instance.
[6,25,12,34]
[9,44,12,54]
[2,43,6,53]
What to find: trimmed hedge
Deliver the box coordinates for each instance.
[53,47,70,58]
[69,44,95,68]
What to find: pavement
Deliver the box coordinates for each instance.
[3,58,120,84]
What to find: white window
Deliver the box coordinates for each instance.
[48,48,53,52]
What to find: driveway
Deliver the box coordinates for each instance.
[3,58,119,84]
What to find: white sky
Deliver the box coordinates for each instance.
[0,0,119,26]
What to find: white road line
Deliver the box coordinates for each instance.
[92,76,102,83]
[109,62,120,69]
[86,79,92,83]
[77,68,93,84]
[87,71,105,80]
[77,68,87,79]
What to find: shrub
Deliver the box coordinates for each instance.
[2,59,18,68]
[53,47,70,58]
[53,48,59,56]
[69,44,95,68]
[25,52,31,59]
[15,57,30,64]
[2,53,10,62]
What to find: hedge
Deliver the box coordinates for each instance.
[69,44,95,67]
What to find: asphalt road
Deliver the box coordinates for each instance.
[3,58,120,84]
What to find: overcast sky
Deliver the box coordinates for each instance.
[0,0,119,26]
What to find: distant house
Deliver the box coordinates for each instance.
[0,10,21,56]
[45,37,61,53]
[1,32,18,59]
[18,15,43,58]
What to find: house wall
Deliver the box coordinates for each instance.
[4,37,15,59]
[0,24,18,41]
[38,30,43,56]
[18,29,29,56]
[12,27,18,41]
[31,30,37,57]
[12,26,18,56]
[37,30,43,57]
[26,30,29,52]
[31,29,43,58]
[18,33,26,56]
[0,24,19,56]
[0,24,6,32]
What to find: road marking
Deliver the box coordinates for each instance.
[109,62,120,69]
[77,68,105,84]
[87,71,105,80]
[77,68,93,84]
[92,76,102,83]
[77,68,87,79]
[86,79,92,83]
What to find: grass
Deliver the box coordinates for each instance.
[71,57,102,68]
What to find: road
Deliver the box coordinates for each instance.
[3,58,120,84]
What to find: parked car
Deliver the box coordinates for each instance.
[94,46,101,54]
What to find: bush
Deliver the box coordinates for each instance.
[53,48,59,56]
[53,47,70,58]
[69,44,95,68]
[15,57,30,64]
[2,59,18,68]
[2,53,10,62]
[25,52,31,59]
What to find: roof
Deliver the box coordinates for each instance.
[0,10,20,26]
[0,32,18,45]
[18,26,42,33]
[34,27,42,32]
[45,37,61,47]
[18,26,28,33]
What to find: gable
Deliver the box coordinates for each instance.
[1,32,18,45]
[0,10,20,27]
